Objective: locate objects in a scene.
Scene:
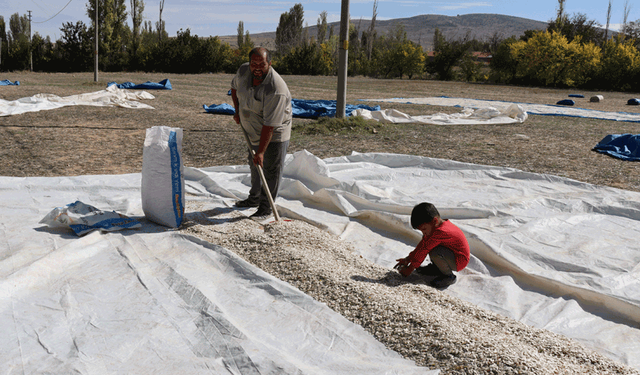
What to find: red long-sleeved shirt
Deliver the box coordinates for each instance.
[407,220,470,271]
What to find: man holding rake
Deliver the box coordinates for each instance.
[231,47,292,219]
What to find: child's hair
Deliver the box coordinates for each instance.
[410,202,440,229]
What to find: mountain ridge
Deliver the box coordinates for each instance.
[219,13,549,50]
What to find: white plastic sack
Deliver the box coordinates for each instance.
[39,200,141,236]
[141,126,185,228]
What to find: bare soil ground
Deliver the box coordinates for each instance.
[1,72,640,193]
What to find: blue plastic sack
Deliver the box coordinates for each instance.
[39,201,141,236]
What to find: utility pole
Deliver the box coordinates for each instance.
[0,38,2,69]
[94,0,99,82]
[158,0,165,44]
[28,10,33,72]
[336,0,350,118]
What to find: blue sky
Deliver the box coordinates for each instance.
[2,0,635,42]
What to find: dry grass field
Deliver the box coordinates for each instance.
[1,71,639,193]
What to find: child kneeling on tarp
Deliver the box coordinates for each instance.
[394,202,470,289]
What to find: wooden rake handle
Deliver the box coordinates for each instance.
[239,125,281,222]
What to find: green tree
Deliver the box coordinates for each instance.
[396,40,425,79]
[275,3,304,55]
[547,13,604,45]
[510,31,600,87]
[193,35,235,73]
[58,21,93,72]
[275,40,329,75]
[347,22,364,75]
[550,0,568,34]
[377,25,423,79]
[0,16,7,44]
[364,0,378,60]
[317,11,328,45]
[6,13,30,70]
[31,33,55,72]
[9,13,30,43]
[595,36,640,90]
[130,0,145,67]
[237,21,244,48]
[156,0,166,43]
[459,53,481,82]
[489,36,519,83]
[426,28,470,80]
[623,20,640,39]
[621,19,640,50]
[0,16,7,70]
[86,0,131,71]
[137,20,155,69]
[243,30,254,51]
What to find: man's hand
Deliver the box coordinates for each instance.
[231,89,241,125]
[253,152,264,168]
[253,125,274,168]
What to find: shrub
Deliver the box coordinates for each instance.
[594,37,640,91]
[509,31,600,88]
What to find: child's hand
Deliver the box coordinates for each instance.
[393,258,409,270]
[394,258,416,277]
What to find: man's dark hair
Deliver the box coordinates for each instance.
[249,47,271,63]
[410,202,440,229]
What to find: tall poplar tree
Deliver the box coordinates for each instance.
[275,3,304,55]
[317,11,328,45]
[130,0,145,60]
[237,21,244,48]
[86,0,130,70]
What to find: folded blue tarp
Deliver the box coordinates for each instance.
[204,99,380,118]
[593,134,640,161]
[291,99,380,118]
[569,94,584,98]
[107,78,171,90]
[202,103,235,115]
[556,99,575,106]
[628,98,640,106]
[0,80,20,86]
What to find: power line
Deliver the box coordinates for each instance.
[32,0,74,24]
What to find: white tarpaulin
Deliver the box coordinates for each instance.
[352,104,527,125]
[0,85,155,116]
[186,151,640,370]
[366,96,640,123]
[0,171,437,374]
[1,151,639,372]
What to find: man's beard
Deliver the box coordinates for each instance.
[252,72,266,81]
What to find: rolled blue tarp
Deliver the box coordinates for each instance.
[107,78,171,90]
[204,98,380,118]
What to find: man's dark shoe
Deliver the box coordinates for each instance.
[250,207,272,219]
[416,263,444,277]
[235,198,259,208]
[430,274,457,290]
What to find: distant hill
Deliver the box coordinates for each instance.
[219,13,549,50]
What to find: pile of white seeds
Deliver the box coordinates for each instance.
[182,205,638,375]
